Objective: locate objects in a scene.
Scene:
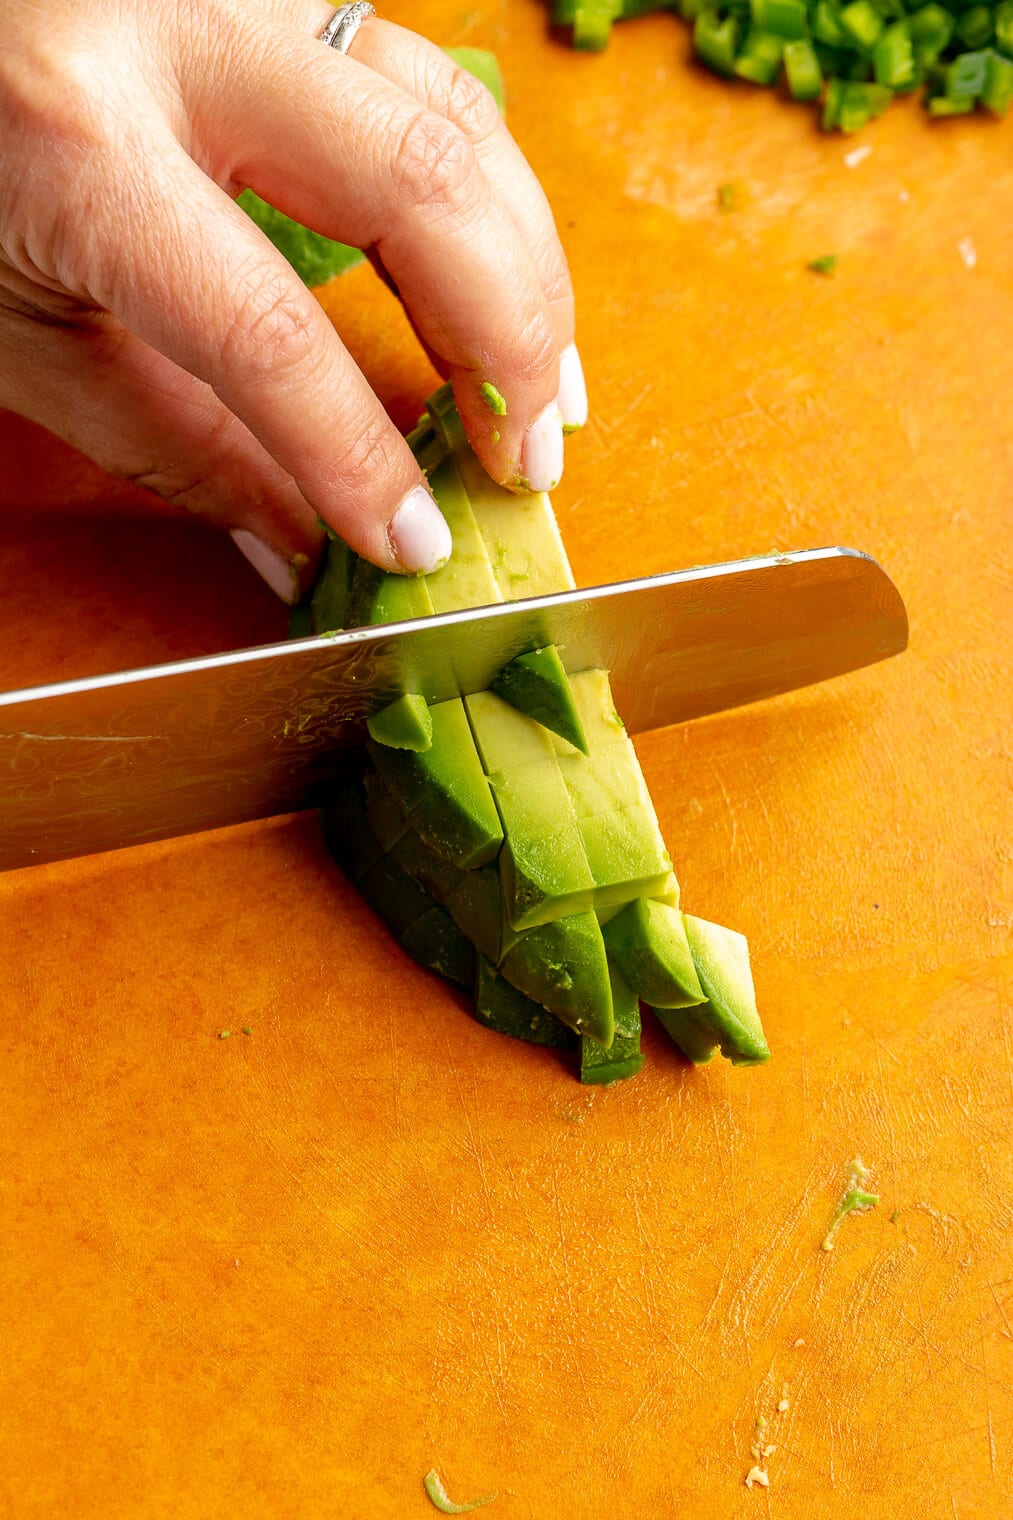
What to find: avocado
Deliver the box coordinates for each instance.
[443,864,516,964]
[319,770,382,883]
[649,1005,718,1064]
[362,766,411,853]
[357,853,435,936]
[488,763,595,929]
[580,965,645,1084]
[424,455,503,613]
[345,554,435,629]
[310,532,357,634]
[455,446,577,598]
[473,956,575,1047]
[389,819,466,902]
[602,897,705,1008]
[399,906,477,990]
[366,692,433,753]
[465,690,557,771]
[368,698,503,869]
[237,189,364,286]
[489,646,589,754]
[556,738,654,818]
[499,910,613,1045]
[683,914,770,1065]
[550,669,628,755]
[578,806,673,911]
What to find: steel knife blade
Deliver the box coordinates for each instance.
[0,547,907,872]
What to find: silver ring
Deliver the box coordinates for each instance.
[319,2,375,53]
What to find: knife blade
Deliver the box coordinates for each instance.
[0,546,906,872]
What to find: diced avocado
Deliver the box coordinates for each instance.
[425,382,468,454]
[579,806,673,911]
[489,646,589,754]
[289,599,313,638]
[488,763,595,929]
[368,699,503,869]
[399,906,476,990]
[444,864,516,964]
[237,189,364,286]
[362,766,410,853]
[556,738,654,818]
[683,914,770,1065]
[465,690,557,771]
[357,854,434,936]
[319,770,382,882]
[549,670,628,755]
[649,1005,718,1064]
[366,692,433,752]
[455,446,577,598]
[602,897,705,1008]
[581,966,645,1084]
[345,555,435,629]
[389,822,465,902]
[650,873,681,909]
[310,533,357,634]
[500,910,613,1045]
[424,455,503,613]
[472,956,575,1047]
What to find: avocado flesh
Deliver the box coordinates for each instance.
[580,965,645,1084]
[455,446,576,598]
[310,532,357,634]
[556,739,655,818]
[424,456,503,613]
[362,766,411,853]
[366,692,433,753]
[683,914,770,1065]
[465,690,557,771]
[346,556,435,628]
[550,670,628,755]
[578,806,673,911]
[320,770,383,883]
[500,910,613,1045]
[602,897,705,1008]
[473,956,574,1047]
[489,646,588,754]
[388,817,466,902]
[443,865,516,964]
[399,906,477,990]
[489,764,595,929]
[650,1006,718,1064]
[357,853,434,936]
[368,699,503,869]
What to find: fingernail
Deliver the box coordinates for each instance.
[229,529,300,604]
[557,343,588,433]
[388,485,453,573]
[521,402,564,493]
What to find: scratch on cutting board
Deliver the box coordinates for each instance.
[9,730,158,743]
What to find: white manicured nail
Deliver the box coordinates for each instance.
[388,485,452,573]
[229,529,300,604]
[557,343,588,432]
[521,402,564,492]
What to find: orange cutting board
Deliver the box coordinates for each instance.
[1,4,1011,1515]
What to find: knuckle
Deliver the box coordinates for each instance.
[216,270,317,384]
[390,109,479,224]
[508,313,558,387]
[328,413,400,489]
[120,464,213,516]
[440,66,501,143]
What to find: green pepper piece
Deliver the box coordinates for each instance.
[733,26,786,83]
[785,37,825,95]
[982,47,1013,111]
[840,0,885,50]
[749,0,808,38]
[694,9,742,74]
[873,20,915,85]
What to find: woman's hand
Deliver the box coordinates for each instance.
[0,0,586,600]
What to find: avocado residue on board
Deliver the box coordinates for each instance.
[822,1158,880,1250]
[423,1469,498,1514]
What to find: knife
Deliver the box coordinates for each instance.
[0,547,906,872]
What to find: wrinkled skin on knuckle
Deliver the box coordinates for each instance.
[437,65,501,145]
[214,268,319,389]
[389,108,481,229]
[325,413,402,498]
[506,310,558,392]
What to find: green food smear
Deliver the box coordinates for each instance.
[807,254,838,277]
[423,1469,498,1514]
[822,1158,879,1250]
[480,381,508,416]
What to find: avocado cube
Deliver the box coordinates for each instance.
[424,455,503,612]
[581,965,645,1084]
[465,690,557,771]
[399,906,476,990]
[444,864,517,964]
[649,1005,718,1064]
[366,692,433,753]
[549,670,628,755]
[345,555,435,629]
[319,771,382,883]
[456,447,576,598]
[556,738,654,818]
[488,762,595,929]
[368,698,503,869]
[357,854,434,936]
[499,910,613,1046]
[579,806,673,911]
[602,897,705,1008]
[389,823,465,902]
[472,956,575,1047]
[489,646,588,754]
[362,765,410,853]
[683,914,770,1065]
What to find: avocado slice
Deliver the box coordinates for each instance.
[580,965,645,1084]
[649,1005,718,1065]
[366,692,433,753]
[499,910,613,1045]
[465,690,557,771]
[443,864,516,964]
[556,738,655,818]
[472,956,575,1047]
[310,532,357,634]
[399,906,477,990]
[488,763,595,929]
[549,669,628,755]
[578,806,673,911]
[424,455,503,613]
[490,646,589,754]
[345,554,436,629]
[602,897,705,1008]
[455,446,577,598]
[683,914,770,1065]
[389,819,466,902]
[368,698,503,869]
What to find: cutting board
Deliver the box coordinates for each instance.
[1,3,1011,1514]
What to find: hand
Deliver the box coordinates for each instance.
[0,0,586,601]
